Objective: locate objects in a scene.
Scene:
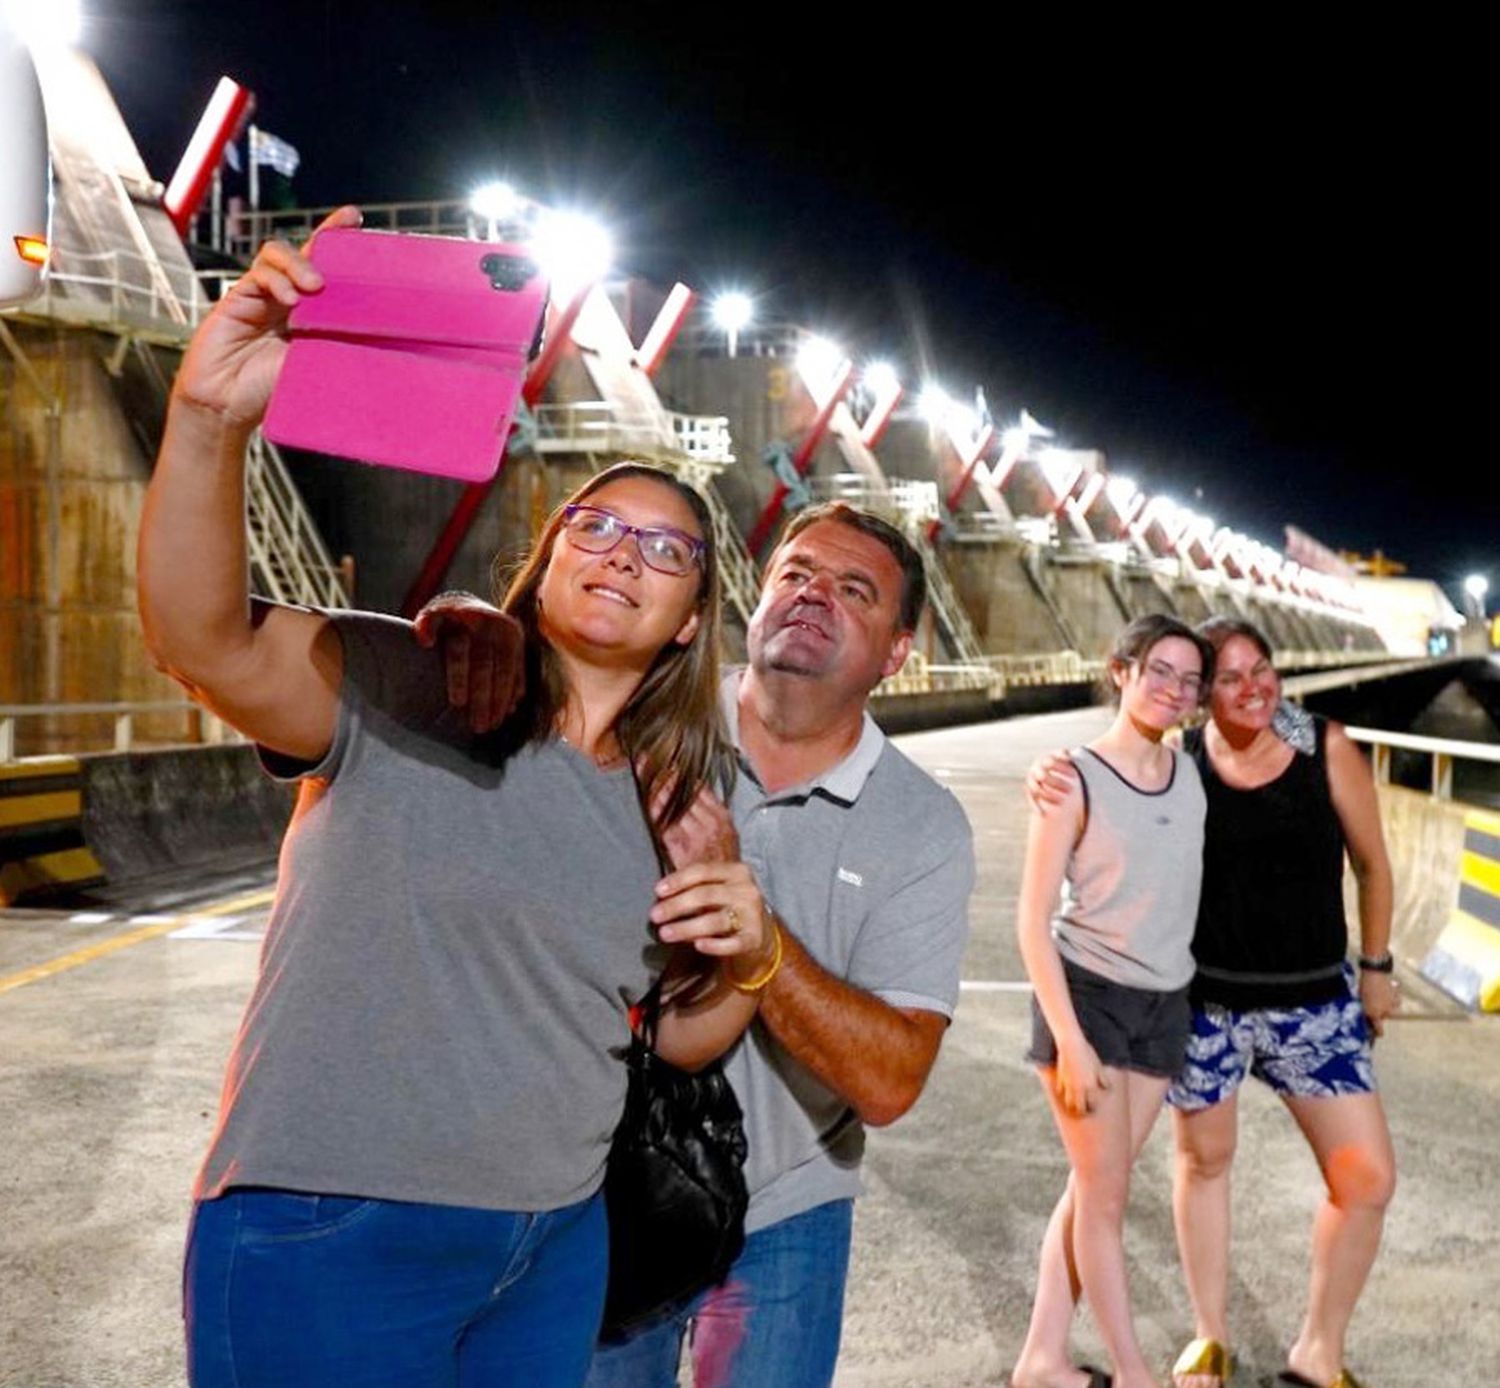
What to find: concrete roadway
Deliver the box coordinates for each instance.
[0,708,1495,1387]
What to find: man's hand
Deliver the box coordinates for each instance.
[653,782,740,871]
[414,593,525,733]
[1024,748,1077,815]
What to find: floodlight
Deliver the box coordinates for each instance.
[919,386,953,426]
[532,209,612,299]
[469,181,519,224]
[712,292,753,334]
[862,361,900,398]
[795,334,845,390]
[1464,574,1489,601]
[1105,475,1137,510]
[1,0,82,48]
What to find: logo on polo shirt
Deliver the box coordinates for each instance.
[837,867,864,887]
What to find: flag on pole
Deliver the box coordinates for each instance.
[249,127,300,178]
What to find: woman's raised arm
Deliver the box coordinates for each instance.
[138,209,362,761]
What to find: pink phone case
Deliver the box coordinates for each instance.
[262,229,549,483]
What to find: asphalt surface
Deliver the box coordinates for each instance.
[1,708,1495,1387]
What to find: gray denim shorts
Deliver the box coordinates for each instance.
[1027,957,1192,1079]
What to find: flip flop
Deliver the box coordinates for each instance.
[1277,1371,1366,1388]
[1176,1338,1236,1380]
[1173,1337,1234,1384]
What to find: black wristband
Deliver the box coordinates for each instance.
[1358,952,1394,973]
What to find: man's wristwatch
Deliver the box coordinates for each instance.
[1357,952,1395,973]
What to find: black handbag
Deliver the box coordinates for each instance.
[600,983,749,1339]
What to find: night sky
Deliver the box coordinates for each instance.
[81,2,1492,602]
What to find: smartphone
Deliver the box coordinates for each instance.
[262,229,549,483]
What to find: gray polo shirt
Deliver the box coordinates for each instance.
[720,672,975,1233]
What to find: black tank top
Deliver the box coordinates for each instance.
[1183,717,1349,1008]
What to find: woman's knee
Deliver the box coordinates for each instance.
[1174,1109,1236,1182]
[1325,1141,1396,1211]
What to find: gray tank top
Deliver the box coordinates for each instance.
[1051,745,1204,990]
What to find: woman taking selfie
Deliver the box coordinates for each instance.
[139,207,773,1388]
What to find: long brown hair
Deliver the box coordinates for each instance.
[497,463,734,837]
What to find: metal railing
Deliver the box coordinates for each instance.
[806,474,941,529]
[1346,726,1500,802]
[225,201,477,260]
[5,246,238,342]
[245,431,353,610]
[532,402,734,466]
[989,651,1106,687]
[0,701,235,763]
[875,651,997,699]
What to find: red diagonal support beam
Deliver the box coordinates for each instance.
[635,283,695,376]
[399,284,591,618]
[928,423,997,540]
[859,382,903,451]
[746,358,855,556]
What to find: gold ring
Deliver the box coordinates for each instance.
[725,906,741,935]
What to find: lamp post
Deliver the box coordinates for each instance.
[1463,573,1489,621]
[711,292,752,358]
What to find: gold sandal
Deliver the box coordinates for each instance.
[1276,1371,1366,1388]
[1173,1337,1235,1384]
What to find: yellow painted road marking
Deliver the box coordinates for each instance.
[0,887,275,997]
[0,790,82,827]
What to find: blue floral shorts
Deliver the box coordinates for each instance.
[1166,969,1376,1111]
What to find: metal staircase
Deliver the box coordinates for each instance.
[244,431,352,609]
[912,532,988,668]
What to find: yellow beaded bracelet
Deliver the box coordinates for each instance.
[727,916,783,994]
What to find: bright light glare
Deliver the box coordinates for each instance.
[468,181,519,223]
[711,292,753,333]
[1,0,82,47]
[1105,475,1137,509]
[795,335,845,389]
[1037,447,1081,497]
[532,210,612,297]
[920,386,953,426]
[1464,574,1489,600]
[863,360,900,398]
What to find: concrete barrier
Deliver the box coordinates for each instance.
[1420,805,1500,1010]
[0,756,106,904]
[1,744,293,905]
[1365,784,1470,968]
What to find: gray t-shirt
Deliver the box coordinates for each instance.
[1052,746,1204,991]
[195,610,665,1212]
[721,673,976,1234]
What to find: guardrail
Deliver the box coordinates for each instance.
[532,402,734,465]
[0,701,234,764]
[989,651,1105,687]
[1345,725,1500,802]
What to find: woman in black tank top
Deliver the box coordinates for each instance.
[1169,620,1397,1388]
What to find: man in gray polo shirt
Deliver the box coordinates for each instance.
[425,502,975,1387]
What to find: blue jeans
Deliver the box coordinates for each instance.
[585,1198,854,1388]
[185,1186,607,1387]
